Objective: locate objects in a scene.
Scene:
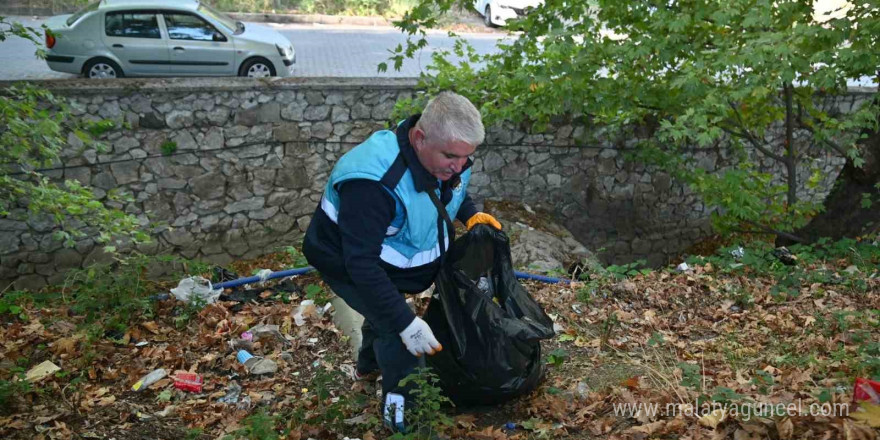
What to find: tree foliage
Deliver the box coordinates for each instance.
[0,17,147,251]
[388,0,880,236]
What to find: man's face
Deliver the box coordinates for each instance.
[411,128,476,181]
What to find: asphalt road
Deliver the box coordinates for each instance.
[0,16,508,80]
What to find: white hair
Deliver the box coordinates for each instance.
[415,91,485,146]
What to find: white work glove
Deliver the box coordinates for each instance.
[399,317,442,357]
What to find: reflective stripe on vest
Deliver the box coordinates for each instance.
[320,195,447,268]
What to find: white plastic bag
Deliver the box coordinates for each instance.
[170,276,221,304]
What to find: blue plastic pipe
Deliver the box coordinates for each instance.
[211,266,570,288]
[513,270,571,284]
[151,266,570,301]
[213,266,316,289]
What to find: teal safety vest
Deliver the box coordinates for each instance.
[320,130,471,268]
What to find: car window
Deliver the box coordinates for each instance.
[66,1,100,26]
[196,4,238,34]
[164,13,221,41]
[105,12,161,39]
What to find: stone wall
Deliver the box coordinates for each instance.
[0,77,867,290]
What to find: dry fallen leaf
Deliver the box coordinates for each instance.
[734,427,762,440]
[620,376,640,390]
[698,409,727,429]
[775,417,794,439]
[51,337,79,357]
[456,414,478,429]
[626,420,666,435]
[141,321,160,334]
[851,403,880,428]
[843,418,878,440]
[468,426,508,440]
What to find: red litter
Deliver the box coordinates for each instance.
[172,371,203,393]
[853,377,880,404]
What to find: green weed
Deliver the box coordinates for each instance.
[184,427,205,440]
[224,409,279,440]
[304,283,333,305]
[62,253,211,329]
[160,140,177,156]
[391,368,453,440]
[678,362,701,390]
[281,245,310,267]
[0,369,33,414]
[546,348,569,367]
[599,312,620,350]
[605,259,651,280]
[173,294,209,329]
[0,290,31,321]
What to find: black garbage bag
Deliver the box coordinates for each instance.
[424,224,555,406]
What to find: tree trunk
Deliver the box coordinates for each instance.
[778,113,880,246]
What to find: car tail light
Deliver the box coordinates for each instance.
[45,31,56,49]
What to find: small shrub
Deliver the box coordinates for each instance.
[0,372,33,415]
[224,409,279,440]
[0,290,31,321]
[62,253,211,327]
[605,259,651,280]
[392,368,453,440]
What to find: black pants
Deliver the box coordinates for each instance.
[321,273,425,399]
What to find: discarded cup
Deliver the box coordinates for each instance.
[132,368,167,392]
[171,370,202,393]
[236,350,278,375]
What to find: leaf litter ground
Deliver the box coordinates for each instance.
[1,249,878,440]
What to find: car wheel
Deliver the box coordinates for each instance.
[239,57,276,78]
[484,5,496,27]
[83,58,123,79]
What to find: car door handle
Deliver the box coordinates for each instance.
[112,44,123,48]
[173,47,185,51]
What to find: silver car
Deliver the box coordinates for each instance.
[44,0,296,78]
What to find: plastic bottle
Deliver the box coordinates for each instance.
[477,276,491,293]
[132,368,167,392]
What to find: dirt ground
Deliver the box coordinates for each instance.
[1,245,878,439]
